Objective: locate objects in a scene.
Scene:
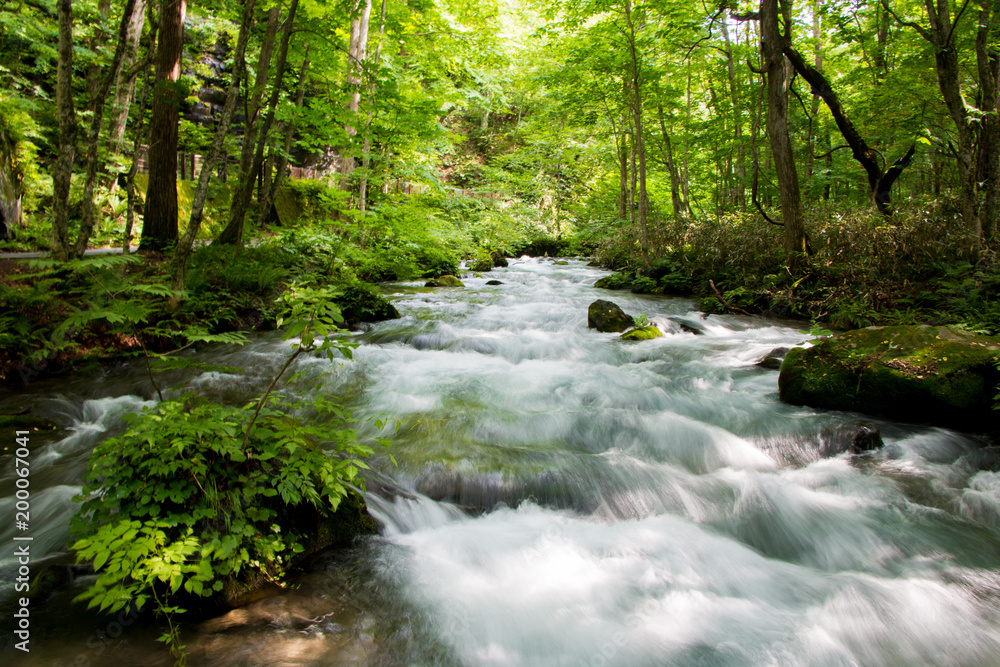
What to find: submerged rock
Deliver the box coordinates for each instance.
[621,326,663,341]
[588,300,634,333]
[425,275,464,287]
[486,280,504,286]
[756,347,790,370]
[779,325,1000,430]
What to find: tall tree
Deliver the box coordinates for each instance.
[51,0,77,262]
[760,0,808,260]
[140,0,186,252]
[340,0,373,191]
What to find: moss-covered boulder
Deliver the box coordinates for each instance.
[425,275,464,287]
[594,273,634,291]
[335,283,400,328]
[779,325,1000,430]
[588,300,634,333]
[621,326,663,341]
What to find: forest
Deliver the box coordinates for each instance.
[2,0,1000,664]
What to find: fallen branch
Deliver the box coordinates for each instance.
[710,280,752,316]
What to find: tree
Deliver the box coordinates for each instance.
[760,0,808,260]
[140,0,186,252]
[51,0,77,262]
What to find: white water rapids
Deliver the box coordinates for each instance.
[4,258,1000,665]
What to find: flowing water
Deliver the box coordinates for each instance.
[4,258,1000,666]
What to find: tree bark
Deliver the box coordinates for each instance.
[259,48,310,226]
[976,1,999,240]
[140,0,186,252]
[657,100,684,217]
[171,0,258,306]
[340,0,373,191]
[358,0,387,212]
[214,4,282,247]
[72,0,140,259]
[624,0,650,268]
[761,0,808,261]
[721,21,746,209]
[108,0,146,153]
[51,0,77,262]
[783,46,915,213]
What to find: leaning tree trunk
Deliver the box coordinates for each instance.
[782,46,915,214]
[140,0,186,252]
[171,0,257,307]
[213,4,281,247]
[258,48,310,227]
[72,0,140,259]
[761,0,808,262]
[107,0,146,153]
[52,0,77,262]
[216,0,299,249]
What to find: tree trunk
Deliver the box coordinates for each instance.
[140,0,186,252]
[976,2,999,241]
[721,21,745,209]
[259,48,310,226]
[72,0,140,259]
[171,0,257,307]
[51,0,77,262]
[108,0,146,153]
[624,0,649,267]
[657,100,684,217]
[214,4,282,247]
[340,0,373,191]
[358,0,387,213]
[761,0,808,261]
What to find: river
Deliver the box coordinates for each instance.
[4,257,1000,665]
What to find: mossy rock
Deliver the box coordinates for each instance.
[594,273,633,291]
[425,275,464,287]
[491,251,509,268]
[588,299,634,333]
[0,413,59,432]
[779,325,1000,430]
[554,260,569,265]
[621,326,663,341]
[336,283,400,328]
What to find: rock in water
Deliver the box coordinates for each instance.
[425,275,464,287]
[588,300,634,333]
[486,280,504,286]
[779,325,1000,430]
[621,326,663,341]
[756,347,790,370]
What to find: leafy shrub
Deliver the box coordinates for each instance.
[594,272,633,290]
[630,276,659,294]
[469,246,494,272]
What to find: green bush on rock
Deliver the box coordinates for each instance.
[779,325,1000,431]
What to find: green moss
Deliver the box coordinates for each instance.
[0,414,58,431]
[621,326,663,341]
[425,275,464,287]
[272,186,302,226]
[779,325,1000,430]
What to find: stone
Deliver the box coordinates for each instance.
[779,325,1000,431]
[668,317,707,335]
[621,326,663,341]
[588,300,634,333]
[491,252,509,268]
[819,422,885,457]
[486,280,504,285]
[425,275,464,287]
[336,284,401,328]
[756,347,790,370]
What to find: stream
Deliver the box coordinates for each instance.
[4,257,1000,666]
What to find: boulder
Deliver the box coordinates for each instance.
[425,275,464,287]
[818,422,885,457]
[335,284,400,328]
[588,300,634,333]
[779,325,1000,430]
[491,252,509,268]
[756,347,790,370]
[486,280,504,286]
[621,326,663,341]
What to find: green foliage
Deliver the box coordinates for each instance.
[633,311,650,328]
